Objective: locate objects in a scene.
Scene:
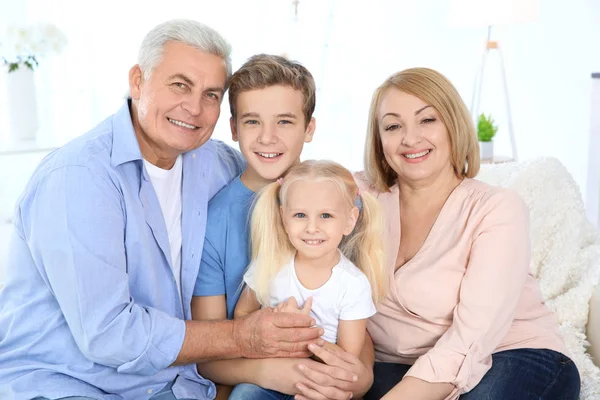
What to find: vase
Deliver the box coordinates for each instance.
[6,67,39,141]
[479,141,494,161]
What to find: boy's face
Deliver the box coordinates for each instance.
[232,85,315,192]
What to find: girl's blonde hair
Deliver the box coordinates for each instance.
[250,160,388,306]
[365,67,480,192]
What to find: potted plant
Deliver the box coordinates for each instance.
[477,113,498,161]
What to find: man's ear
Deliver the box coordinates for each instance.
[128,65,143,100]
[344,207,360,236]
[231,117,239,142]
[304,117,316,143]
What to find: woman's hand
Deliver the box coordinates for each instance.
[256,346,369,400]
[294,343,373,400]
[256,357,311,395]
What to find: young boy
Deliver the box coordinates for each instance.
[191,55,372,400]
[191,53,316,322]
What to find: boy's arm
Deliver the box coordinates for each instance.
[191,295,227,321]
[234,286,262,319]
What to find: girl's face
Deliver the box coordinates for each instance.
[281,180,358,263]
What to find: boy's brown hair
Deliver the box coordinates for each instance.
[228,54,316,125]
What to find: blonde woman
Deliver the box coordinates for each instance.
[359,67,580,400]
[232,160,388,400]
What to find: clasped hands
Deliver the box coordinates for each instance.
[232,296,370,399]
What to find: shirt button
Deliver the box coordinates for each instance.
[192,153,196,158]
[147,388,153,394]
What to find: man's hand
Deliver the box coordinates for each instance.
[275,297,313,316]
[233,307,324,359]
[294,343,373,400]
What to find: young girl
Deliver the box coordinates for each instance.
[231,160,388,399]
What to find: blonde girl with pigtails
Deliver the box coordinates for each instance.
[234,160,388,361]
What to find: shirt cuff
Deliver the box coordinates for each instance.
[117,309,186,376]
[404,342,491,396]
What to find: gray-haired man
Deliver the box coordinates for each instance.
[0,19,321,400]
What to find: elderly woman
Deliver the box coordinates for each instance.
[358,68,580,400]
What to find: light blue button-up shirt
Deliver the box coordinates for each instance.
[0,101,244,400]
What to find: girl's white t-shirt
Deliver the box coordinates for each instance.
[243,252,376,343]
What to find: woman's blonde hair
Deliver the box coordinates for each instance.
[249,160,388,305]
[364,67,480,192]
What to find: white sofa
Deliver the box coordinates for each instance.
[478,157,600,398]
[588,289,600,366]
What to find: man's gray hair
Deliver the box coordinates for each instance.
[138,19,232,86]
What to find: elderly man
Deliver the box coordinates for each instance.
[0,19,322,400]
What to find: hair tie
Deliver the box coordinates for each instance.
[276,177,284,186]
[355,188,362,210]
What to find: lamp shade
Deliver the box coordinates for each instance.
[449,0,539,27]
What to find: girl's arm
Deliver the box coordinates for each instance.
[234,286,262,319]
[335,319,367,357]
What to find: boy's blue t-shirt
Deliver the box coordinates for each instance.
[193,175,255,319]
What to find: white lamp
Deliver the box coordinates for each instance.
[450,0,539,161]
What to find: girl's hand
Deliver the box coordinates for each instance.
[276,296,313,316]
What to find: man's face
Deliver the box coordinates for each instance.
[129,41,227,167]
[232,85,315,191]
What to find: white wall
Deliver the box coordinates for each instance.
[1,0,599,278]
[1,0,598,181]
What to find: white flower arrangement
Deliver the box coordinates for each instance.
[0,23,68,73]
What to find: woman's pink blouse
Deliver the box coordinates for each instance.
[359,177,568,398]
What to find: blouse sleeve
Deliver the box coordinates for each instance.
[405,189,531,397]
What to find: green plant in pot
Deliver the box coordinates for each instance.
[477,113,498,161]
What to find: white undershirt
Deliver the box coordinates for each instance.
[143,155,183,300]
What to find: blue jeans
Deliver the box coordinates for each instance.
[364,348,581,400]
[229,383,294,400]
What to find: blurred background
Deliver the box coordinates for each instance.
[1,0,599,279]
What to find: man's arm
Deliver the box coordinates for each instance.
[26,165,185,376]
[28,165,323,376]
[174,308,324,364]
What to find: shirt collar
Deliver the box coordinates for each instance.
[111,99,143,167]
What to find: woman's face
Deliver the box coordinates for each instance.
[377,89,454,186]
